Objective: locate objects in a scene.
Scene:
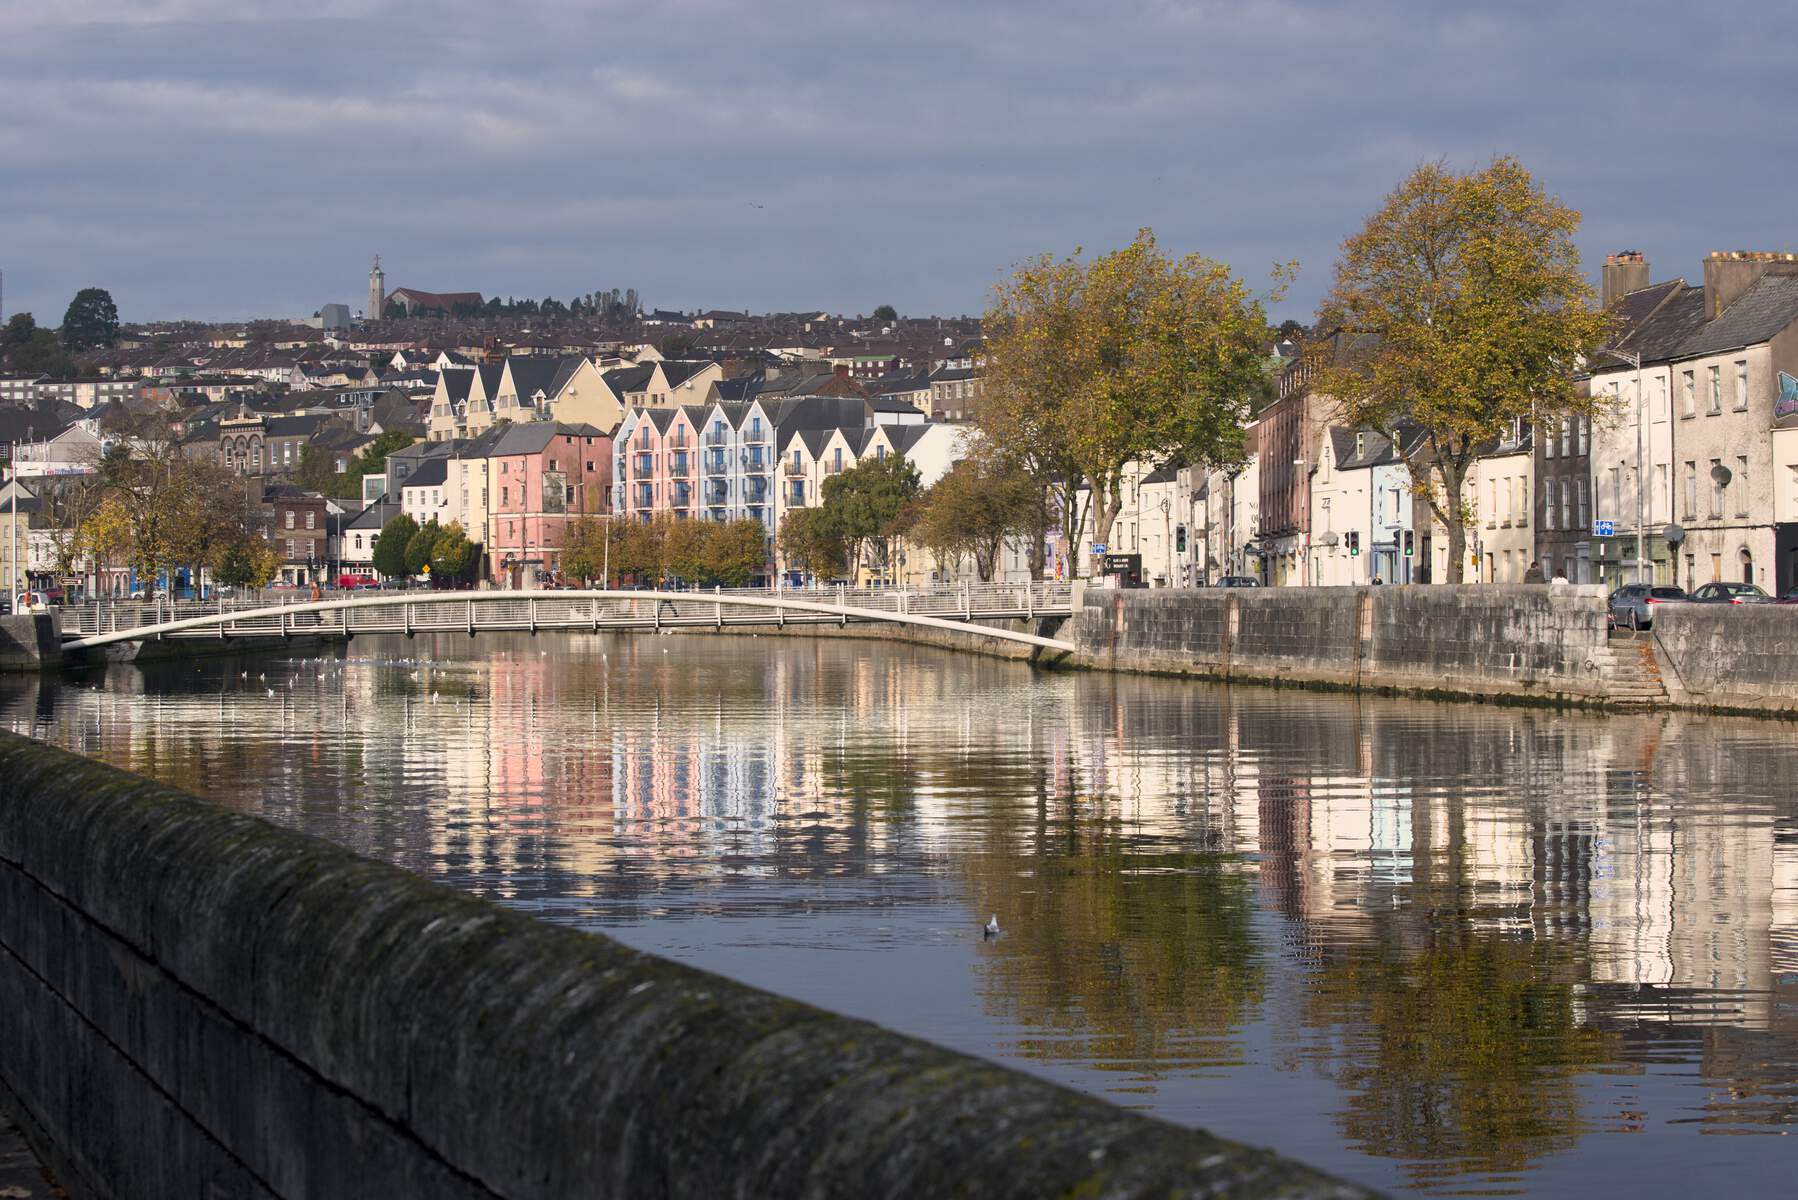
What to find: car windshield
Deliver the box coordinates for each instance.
[1722,583,1762,595]
[1649,587,1686,599]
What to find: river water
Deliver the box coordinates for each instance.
[4,634,1795,1196]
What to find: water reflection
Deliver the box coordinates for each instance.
[4,635,1796,1197]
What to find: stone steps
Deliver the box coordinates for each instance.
[1592,636,1668,706]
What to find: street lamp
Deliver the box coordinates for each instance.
[1595,347,1647,583]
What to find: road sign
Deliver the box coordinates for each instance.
[1592,520,1616,537]
[1090,543,1107,554]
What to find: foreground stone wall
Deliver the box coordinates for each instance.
[1074,585,1612,702]
[0,732,1370,1200]
[1652,603,1798,713]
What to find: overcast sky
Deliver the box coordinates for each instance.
[2,0,1791,326]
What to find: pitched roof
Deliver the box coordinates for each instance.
[400,458,449,488]
[1680,272,1798,357]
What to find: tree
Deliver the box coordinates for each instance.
[983,229,1281,575]
[404,519,440,577]
[332,429,415,501]
[778,506,845,580]
[2,314,75,378]
[1313,157,1609,583]
[372,512,418,579]
[61,287,120,352]
[915,453,1037,581]
[559,515,611,584]
[608,516,665,583]
[661,517,715,585]
[430,521,479,583]
[706,519,768,586]
[2,312,35,348]
[656,331,697,358]
[872,304,897,321]
[819,453,921,581]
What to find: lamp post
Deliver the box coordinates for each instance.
[1596,347,1647,583]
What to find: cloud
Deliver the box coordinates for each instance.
[2,0,1792,323]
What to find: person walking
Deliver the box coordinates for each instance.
[1523,560,1546,584]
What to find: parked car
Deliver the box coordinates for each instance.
[1779,587,1798,605]
[1688,581,1773,605]
[1213,575,1262,588]
[1607,583,1687,630]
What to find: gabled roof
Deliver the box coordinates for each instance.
[603,364,656,394]
[658,360,715,389]
[485,421,605,457]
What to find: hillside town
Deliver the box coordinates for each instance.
[7,243,1798,603]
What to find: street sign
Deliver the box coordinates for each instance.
[1090,543,1108,554]
[1592,520,1616,537]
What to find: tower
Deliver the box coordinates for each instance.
[368,255,385,320]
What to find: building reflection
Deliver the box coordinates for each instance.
[5,634,1797,1192]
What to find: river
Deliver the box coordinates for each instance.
[3,633,1794,1197]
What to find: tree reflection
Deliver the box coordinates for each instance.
[963,784,1264,1077]
[1308,933,1614,1188]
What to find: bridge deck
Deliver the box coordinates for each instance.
[59,584,1078,653]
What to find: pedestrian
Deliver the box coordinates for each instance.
[1523,560,1546,584]
[309,580,322,603]
[1371,574,1383,586]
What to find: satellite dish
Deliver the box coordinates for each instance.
[1320,531,1340,547]
[1663,523,1685,547]
[1710,462,1733,487]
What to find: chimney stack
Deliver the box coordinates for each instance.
[1601,251,1650,310]
[1701,250,1798,321]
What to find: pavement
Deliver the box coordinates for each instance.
[0,1110,63,1199]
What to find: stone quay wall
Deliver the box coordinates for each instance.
[1651,603,1798,714]
[0,615,60,673]
[1072,585,1614,703]
[0,731,1371,1200]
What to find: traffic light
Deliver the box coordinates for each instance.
[1403,529,1414,557]
[1346,530,1360,556]
[1175,524,1187,553]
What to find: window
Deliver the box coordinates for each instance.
[1503,476,1514,525]
[1736,455,1749,517]
[1578,417,1589,455]
[1708,365,1722,414]
[285,511,295,530]
[548,458,557,471]
[1560,417,1571,457]
[1735,360,1750,411]
[305,512,315,530]
[1543,480,1557,530]
[500,461,508,474]
[1681,370,1696,417]
[1709,458,1723,518]
[501,486,509,505]
[1545,424,1556,459]
[1684,461,1696,518]
[1486,479,1496,527]
[1655,374,1668,422]
[585,460,594,471]
[1560,480,1571,530]
[1577,479,1588,530]
[1609,466,1621,521]
[1654,464,1667,523]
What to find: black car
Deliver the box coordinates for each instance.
[1607,584,1687,630]
[1688,581,1773,605]
[1213,575,1262,588]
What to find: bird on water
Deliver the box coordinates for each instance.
[984,915,1000,939]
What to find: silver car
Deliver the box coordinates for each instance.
[1607,583,1687,630]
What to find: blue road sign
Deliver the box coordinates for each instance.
[1592,520,1616,537]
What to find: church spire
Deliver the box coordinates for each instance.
[368,255,385,321]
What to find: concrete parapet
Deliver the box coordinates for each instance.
[1073,585,1614,704]
[0,731,1372,1200]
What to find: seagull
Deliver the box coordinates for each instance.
[430,691,439,703]
[266,688,276,697]
[984,915,1000,939]
[240,671,248,679]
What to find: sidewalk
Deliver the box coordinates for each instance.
[0,1109,63,1199]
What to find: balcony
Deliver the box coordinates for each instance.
[783,460,807,477]
[744,479,768,503]
[672,483,692,507]
[705,431,730,447]
[669,453,691,477]
[740,450,767,472]
[705,452,731,476]
[705,482,729,506]
[742,428,767,445]
[634,454,654,477]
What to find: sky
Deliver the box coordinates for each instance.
[2,0,1793,327]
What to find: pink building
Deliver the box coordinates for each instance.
[616,406,708,521]
[486,422,611,587]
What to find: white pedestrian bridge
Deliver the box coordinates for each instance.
[58,583,1078,654]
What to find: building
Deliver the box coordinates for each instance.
[367,256,384,322]
[263,486,335,585]
[484,422,611,587]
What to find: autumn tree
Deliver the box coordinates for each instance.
[558,515,611,584]
[430,521,479,583]
[404,519,441,576]
[818,452,921,581]
[915,452,1038,581]
[608,516,666,583]
[778,507,845,581]
[661,517,712,585]
[1312,157,1609,583]
[705,519,768,586]
[982,228,1280,575]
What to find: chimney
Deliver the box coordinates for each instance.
[1601,251,1650,309]
[832,363,849,380]
[1702,250,1798,320]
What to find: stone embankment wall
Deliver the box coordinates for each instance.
[1072,585,1613,703]
[0,731,1370,1200]
[1651,604,1798,713]
[0,615,59,673]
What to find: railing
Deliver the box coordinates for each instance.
[782,460,806,477]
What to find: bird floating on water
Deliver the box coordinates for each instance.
[984,915,1000,939]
